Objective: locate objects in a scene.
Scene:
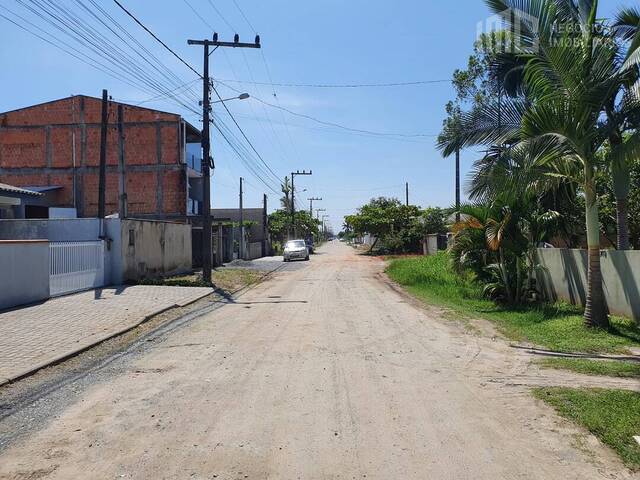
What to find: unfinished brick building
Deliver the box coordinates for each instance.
[0,95,203,220]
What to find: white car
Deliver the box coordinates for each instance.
[283,240,309,262]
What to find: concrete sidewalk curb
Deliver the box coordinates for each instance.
[0,262,286,388]
[0,289,215,388]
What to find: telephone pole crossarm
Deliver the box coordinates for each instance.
[308,197,322,216]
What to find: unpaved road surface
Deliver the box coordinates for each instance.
[0,242,636,479]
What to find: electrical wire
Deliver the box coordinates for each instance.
[112,0,201,78]
[218,81,437,138]
[217,78,452,88]
[110,0,283,189]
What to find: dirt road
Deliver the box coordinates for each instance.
[0,242,635,479]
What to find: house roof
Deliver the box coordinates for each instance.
[22,185,63,193]
[0,183,42,196]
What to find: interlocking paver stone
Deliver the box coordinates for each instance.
[0,285,213,383]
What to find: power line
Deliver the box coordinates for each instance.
[222,105,434,144]
[217,78,452,88]
[211,76,283,185]
[205,0,236,32]
[24,0,196,108]
[218,81,436,138]
[114,78,201,105]
[111,0,282,190]
[112,0,201,78]
[230,0,255,33]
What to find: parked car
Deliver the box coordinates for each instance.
[305,238,315,254]
[283,239,309,262]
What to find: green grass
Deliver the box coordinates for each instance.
[538,358,640,378]
[385,252,640,354]
[533,387,640,469]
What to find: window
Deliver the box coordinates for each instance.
[185,143,202,172]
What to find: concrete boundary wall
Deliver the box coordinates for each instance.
[0,218,193,309]
[537,248,640,322]
[121,219,192,282]
[0,218,102,241]
[0,240,49,310]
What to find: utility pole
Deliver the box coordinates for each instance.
[291,169,312,238]
[262,193,268,257]
[239,177,244,260]
[405,182,409,206]
[117,104,127,219]
[315,208,326,221]
[322,214,330,241]
[308,197,322,216]
[98,89,108,220]
[188,33,261,282]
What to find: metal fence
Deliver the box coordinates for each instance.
[49,241,105,297]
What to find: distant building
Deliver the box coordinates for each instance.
[211,208,268,245]
[0,182,44,218]
[0,95,203,221]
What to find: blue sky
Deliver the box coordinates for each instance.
[0,0,624,232]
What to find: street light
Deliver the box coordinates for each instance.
[210,93,250,104]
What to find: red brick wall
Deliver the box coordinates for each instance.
[127,171,158,215]
[0,96,177,126]
[162,170,186,215]
[0,129,46,168]
[0,95,188,219]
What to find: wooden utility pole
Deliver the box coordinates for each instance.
[98,89,108,220]
[117,104,127,219]
[308,197,322,216]
[291,170,312,238]
[188,33,261,282]
[405,182,409,206]
[239,177,244,260]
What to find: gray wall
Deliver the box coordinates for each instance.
[0,218,123,285]
[537,248,640,322]
[247,242,262,260]
[0,218,101,241]
[211,208,266,242]
[0,217,190,288]
[121,219,192,281]
[0,240,49,310]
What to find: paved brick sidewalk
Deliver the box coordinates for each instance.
[0,285,213,385]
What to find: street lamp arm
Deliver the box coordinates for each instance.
[211,93,250,104]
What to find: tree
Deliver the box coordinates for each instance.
[451,196,560,305]
[610,7,640,250]
[280,176,292,212]
[599,156,640,249]
[268,209,319,246]
[421,207,448,235]
[459,0,640,328]
[344,197,421,253]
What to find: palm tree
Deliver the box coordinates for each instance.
[609,7,640,250]
[280,176,292,211]
[461,0,640,328]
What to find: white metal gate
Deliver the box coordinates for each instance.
[49,241,105,297]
